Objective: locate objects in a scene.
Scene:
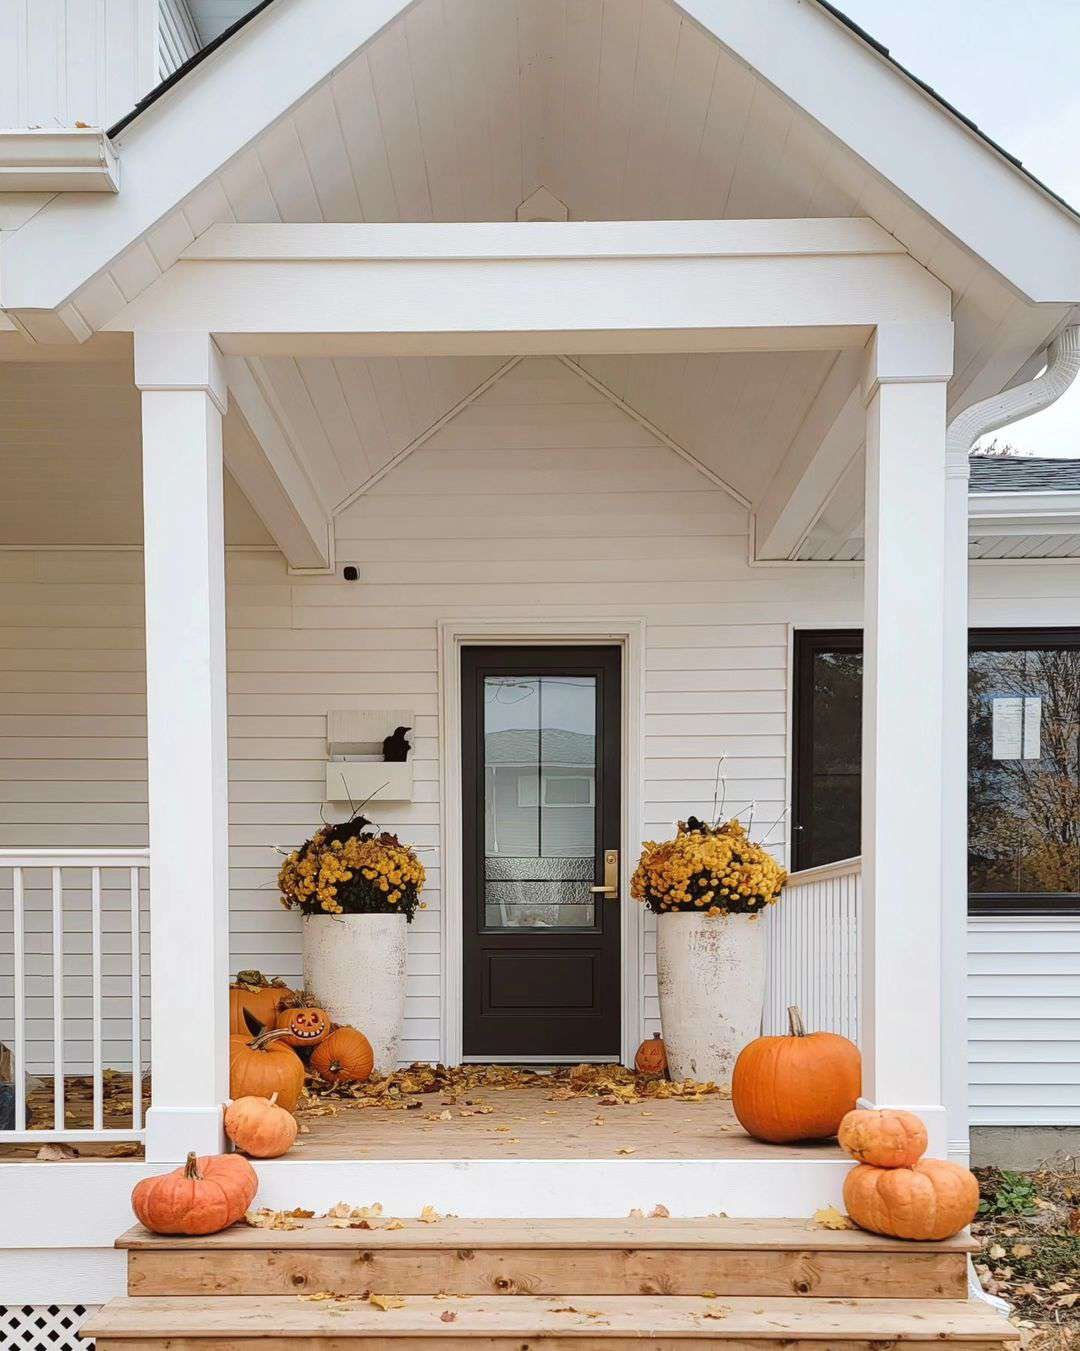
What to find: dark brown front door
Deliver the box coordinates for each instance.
[462,646,621,1059]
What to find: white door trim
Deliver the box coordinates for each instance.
[437,619,646,1067]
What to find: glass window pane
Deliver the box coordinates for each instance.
[804,647,863,868]
[483,674,597,929]
[968,647,1080,896]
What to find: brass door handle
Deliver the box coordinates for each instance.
[590,849,619,897]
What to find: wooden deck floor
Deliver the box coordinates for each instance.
[292,1081,844,1162]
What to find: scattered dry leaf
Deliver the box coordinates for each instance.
[419,1205,443,1224]
[649,1204,670,1219]
[440,1311,458,1322]
[811,1206,854,1231]
[369,1294,406,1312]
[616,1146,636,1155]
[36,1143,79,1161]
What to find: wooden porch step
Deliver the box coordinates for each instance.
[118,1218,974,1300]
[83,1293,1020,1349]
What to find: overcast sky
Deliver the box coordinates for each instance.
[835,0,1080,457]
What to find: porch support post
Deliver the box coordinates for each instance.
[135,332,230,1161]
[859,321,954,1157]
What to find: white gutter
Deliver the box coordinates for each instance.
[940,323,1080,1168]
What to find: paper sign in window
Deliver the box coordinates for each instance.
[991,695,1042,760]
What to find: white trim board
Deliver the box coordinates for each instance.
[438,620,647,1069]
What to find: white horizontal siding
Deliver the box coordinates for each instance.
[968,916,1080,1125]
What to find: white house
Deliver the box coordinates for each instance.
[1,1,1079,1346]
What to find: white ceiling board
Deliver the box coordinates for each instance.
[186,0,258,44]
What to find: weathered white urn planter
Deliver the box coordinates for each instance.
[303,913,407,1074]
[655,911,765,1084]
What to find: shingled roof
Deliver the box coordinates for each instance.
[969,456,1080,493]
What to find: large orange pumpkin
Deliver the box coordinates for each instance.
[132,1152,257,1235]
[274,1004,330,1049]
[229,1027,305,1112]
[839,1108,928,1168]
[843,1158,979,1241]
[224,1092,298,1159]
[731,1005,861,1143]
[634,1033,668,1078]
[310,1026,374,1085]
[228,972,293,1036]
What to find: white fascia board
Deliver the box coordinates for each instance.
[968,490,1080,535]
[0,129,120,192]
[675,0,1080,303]
[102,224,951,351]
[0,0,415,314]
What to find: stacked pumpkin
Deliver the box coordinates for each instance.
[839,1108,979,1241]
[227,976,376,1159]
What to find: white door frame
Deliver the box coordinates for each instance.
[438,619,646,1067]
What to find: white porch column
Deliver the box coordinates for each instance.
[135,333,230,1161]
[859,322,954,1157]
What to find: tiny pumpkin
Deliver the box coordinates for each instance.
[229,1026,305,1112]
[839,1108,928,1169]
[310,1026,374,1085]
[224,1092,298,1159]
[732,1005,861,1144]
[634,1032,668,1078]
[132,1151,257,1235]
[274,1004,330,1048]
[843,1158,979,1241]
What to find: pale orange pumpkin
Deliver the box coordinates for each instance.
[274,1004,330,1048]
[731,1006,861,1144]
[310,1026,374,1085]
[634,1033,668,1078]
[224,1092,298,1159]
[843,1158,979,1241]
[229,1027,305,1112]
[132,1151,257,1235]
[838,1108,928,1168]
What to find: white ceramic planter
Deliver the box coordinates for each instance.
[655,911,765,1085]
[303,913,408,1074]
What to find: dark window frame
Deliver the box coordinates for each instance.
[791,626,1080,915]
[791,628,863,873]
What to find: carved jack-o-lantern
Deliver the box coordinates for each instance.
[274,1004,330,1048]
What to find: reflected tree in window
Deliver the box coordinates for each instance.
[968,647,1080,897]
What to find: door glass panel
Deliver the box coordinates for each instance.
[803,647,863,869]
[483,674,597,928]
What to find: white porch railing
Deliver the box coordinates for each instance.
[1,849,149,1143]
[763,856,862,1042]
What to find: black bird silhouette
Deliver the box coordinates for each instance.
[382,725,411,762]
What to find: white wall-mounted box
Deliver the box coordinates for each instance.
[325,760,413,805]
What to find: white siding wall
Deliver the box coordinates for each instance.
[0,357,1078,1120]
[158,0,200,78]
[0,0,157,130]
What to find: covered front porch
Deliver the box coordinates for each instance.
[0,214,964,1186]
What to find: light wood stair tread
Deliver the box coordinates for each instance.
[84,1294,1019,1344]
[116,1217,977,1253]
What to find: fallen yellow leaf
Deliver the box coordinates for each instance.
[369,1294,406,1312]
[810,1206,854,1231]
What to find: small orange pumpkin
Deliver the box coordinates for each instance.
[732,1005,861,1144]
[229,1027,305,1112]
[132,1151,257,1235]
[843,1158,979,1241]
[634,1033,668,1078]
[839,1108,928,1169]
[224,1092,298,1159]
[310,1026,374,1085]
[274,1004,330,1048]
[228,971,293,1036]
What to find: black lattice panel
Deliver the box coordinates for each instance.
[0,1305,97,1350]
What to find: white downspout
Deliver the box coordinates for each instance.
[941,324,1080,1166]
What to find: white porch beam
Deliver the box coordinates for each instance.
[134,331,230,1161]
[101,220,951,356]
[754,349,865,560]
[224,358,332,571]
[859,321,954,1156]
